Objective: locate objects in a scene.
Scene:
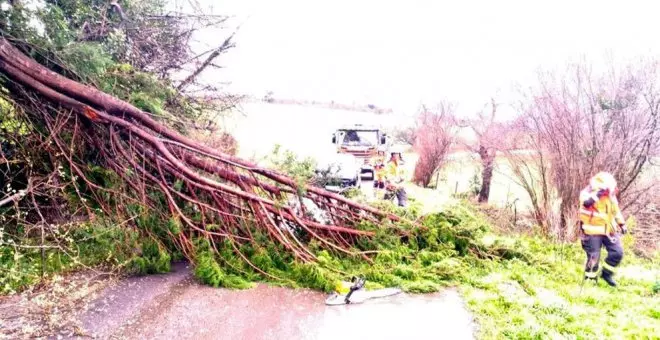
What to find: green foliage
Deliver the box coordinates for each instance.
[129,91,163,115]
[462,235,660,339]
[402,280,442,293]
[69,222,140,265]
[291,261,337,292]
[341,187,363,199]
[129,239,171,275]
[1,0,203,123]
[267,144,317,183]
[0,245,41,295]
[0,0,205,247]
[101,68,177,116]
[0,0,220,296]
[0,98,30,140]
[167,216,182,235]
[186,201,531,295]
[0,217,182,294]
[0,222,141,294]
[59,42,114,81]
[194,248,255,289]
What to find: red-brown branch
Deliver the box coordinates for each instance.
[0,36,409,268]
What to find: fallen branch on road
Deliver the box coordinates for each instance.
[0,37,406,271]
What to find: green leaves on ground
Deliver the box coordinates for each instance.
[186,201,659,339]
[0,222,170,294]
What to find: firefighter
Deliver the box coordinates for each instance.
[384,147,407,207]
[578,171,627,287]
[371,148,387,199]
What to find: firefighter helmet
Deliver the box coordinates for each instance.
[589,172,617,192]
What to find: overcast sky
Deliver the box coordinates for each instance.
[176,0,660,117]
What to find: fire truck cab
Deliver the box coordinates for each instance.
[331,124,390,180]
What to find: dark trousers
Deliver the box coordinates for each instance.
[580,234,624,272]
[395,188,407,207]
[384,187,408,207]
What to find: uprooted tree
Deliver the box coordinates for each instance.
[0,1,540,296]
[0,35,409,263]
[0,0,411,286]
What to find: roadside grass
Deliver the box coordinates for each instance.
[403,184,659,339]
[461,233,660,339]
[331,182,660,339]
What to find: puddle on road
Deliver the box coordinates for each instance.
[65,262,475,340]
[315,289,474,340]
[118,283,475,340]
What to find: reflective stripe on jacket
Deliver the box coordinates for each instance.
[578,187,625,235]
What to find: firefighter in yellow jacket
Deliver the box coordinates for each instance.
[384,147,407,207]
[578,172,627,287]
[371,148,387,199]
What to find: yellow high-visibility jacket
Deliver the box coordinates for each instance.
[372,156,386,181]
[578,187,625,235]
[385,160,406,186]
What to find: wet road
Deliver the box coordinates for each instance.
[78,263,475,340]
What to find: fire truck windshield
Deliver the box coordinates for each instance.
[340,130,378,146]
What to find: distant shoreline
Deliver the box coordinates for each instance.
[240,95,395,114]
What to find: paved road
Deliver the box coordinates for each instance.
[78,262,475,340]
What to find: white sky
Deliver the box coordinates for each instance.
[178,0,660,117]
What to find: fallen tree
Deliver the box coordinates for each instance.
[0,4,535,296]
[0,36,406,272]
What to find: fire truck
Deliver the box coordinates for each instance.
[330,124,390,180]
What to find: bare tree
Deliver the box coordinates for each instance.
[507,60,660,239]
[502,118,556,235]
[393,126,417,146]
[412,103,455,188]
[457,98,509,203]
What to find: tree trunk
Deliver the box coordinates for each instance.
[478,145,494,203]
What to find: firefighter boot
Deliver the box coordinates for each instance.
[601,267,617,287]
[584,269,598,283]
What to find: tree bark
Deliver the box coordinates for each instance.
[478,145,494,203]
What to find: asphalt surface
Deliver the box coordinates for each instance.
[76,262,475,340]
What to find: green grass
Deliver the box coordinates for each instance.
[399,182,660,338]
[461,235,660,339]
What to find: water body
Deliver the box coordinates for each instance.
[220,102,413,163]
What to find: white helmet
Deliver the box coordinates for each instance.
[589,172,617,192]
[389,145,404,155]
[389,145,405,163]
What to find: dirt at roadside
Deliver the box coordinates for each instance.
[0,270,119,339]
